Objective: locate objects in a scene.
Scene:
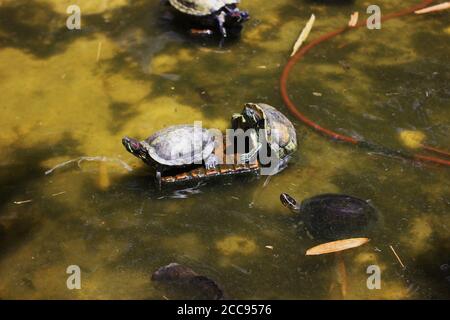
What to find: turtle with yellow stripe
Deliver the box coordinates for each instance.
[232,103,298,174]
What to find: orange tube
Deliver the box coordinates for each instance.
[280,1,450,167]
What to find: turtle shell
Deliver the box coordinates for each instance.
[143,125,215,166]
[250,103,297,159]
[300,194,379,241]
[168,0,239,16]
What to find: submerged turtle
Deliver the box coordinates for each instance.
[280,193,379,241]
[232,103,298,174]
[123,125,219,186]
[167,0,249,41]
[152,263,226,300]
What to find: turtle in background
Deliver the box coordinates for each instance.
[231,103,298,174]
[152,263,226,300]
[280,193,379,241]
[165,0,249,43]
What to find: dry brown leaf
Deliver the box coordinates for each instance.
[306,238,370,255]
[415,2,450,14]
[291,14,316,57]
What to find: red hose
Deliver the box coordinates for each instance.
[421,144,450,157]
[280,0,450,167]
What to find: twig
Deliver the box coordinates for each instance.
[336,252,348,298]
[45,156,133,175]
[51,191,66,197]
[389,245,406,269]
[415,2,450,14]
[13,200,33,205]
[291,14,316,57]
[262,175,271,188]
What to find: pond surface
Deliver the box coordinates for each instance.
[0,0,449,299]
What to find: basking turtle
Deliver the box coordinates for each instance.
[232,103,298,174]
[167,0,249,41]
[280,193,379,241]
[122,104,296,185]
[123,124,261,185]
[122,125,219,186]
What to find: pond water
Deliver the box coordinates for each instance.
[0,0,449,299]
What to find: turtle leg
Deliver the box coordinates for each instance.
[263,155,290,176]
[216,11,227,46]
[240,142,262,163]
[204,153,219,170]
[274,156,290,174]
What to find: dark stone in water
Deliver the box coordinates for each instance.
[152,263,226,300]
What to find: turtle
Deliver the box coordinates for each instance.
[231,103,298,174]
[280,193,379,241]
[152,263,226,300]
[166,0,249,42]
[122,125,219,186]
[123,125,263,185]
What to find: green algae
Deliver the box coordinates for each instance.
[0,0,448,299]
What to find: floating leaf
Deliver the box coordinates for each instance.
[399,130,425,149]
[415,2,450,14]
[291,14,316,57]
[306,238,370,255]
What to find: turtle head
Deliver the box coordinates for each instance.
[122,137,148,161]
[280,193,301,214]
[224,4,249,24]
[231,112,245,130]
[231,103,264,131]
[227,8,249,24]
[235,103,264,129]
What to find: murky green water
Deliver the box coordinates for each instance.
[0,0,449,299]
